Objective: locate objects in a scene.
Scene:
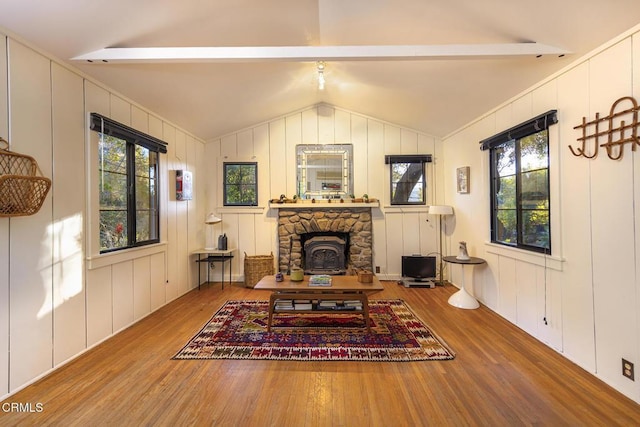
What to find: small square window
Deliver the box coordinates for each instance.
[390,161,426,205]
[223,162,258,206]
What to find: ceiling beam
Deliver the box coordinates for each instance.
[72,43,570,63]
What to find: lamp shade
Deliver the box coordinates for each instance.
[428,205,453,215]
[205,213,222,224]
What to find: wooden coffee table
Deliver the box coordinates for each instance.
[254,275,384,332]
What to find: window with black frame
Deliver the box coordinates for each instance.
[481,110,557,254]
[223,162,258,206]
[90,113,166,253]
[385,155,431,205]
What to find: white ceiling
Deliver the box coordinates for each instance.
[1,0,639,140]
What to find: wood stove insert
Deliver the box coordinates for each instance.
[301,232,348,275]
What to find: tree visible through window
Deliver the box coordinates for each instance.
[224,162,258,206]
[391,162,425,204]
[491,130,550,253]
[98,134,159,252]
[386,155,431,205]
[91,113,165,253]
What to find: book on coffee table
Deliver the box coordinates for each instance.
[275,300,294,310]
[309,275,332,286]
[318,300,338,308]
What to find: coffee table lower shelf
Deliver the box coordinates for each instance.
[267,292,371,332]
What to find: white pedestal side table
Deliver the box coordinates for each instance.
[443,255,486,309]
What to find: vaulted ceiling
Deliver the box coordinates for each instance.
[1,1,639,140]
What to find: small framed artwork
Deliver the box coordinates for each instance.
[176,170,193,200]
[457,166,470,194]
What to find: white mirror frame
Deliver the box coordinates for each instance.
[296,144,353,199]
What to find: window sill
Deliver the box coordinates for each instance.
[87,242,167,270]
[383,205,429,213]
[485,242,564,271]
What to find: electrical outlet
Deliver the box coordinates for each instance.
[622,358,635,381]
[375,266,380,274]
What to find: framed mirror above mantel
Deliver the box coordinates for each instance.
[296,144,353,200]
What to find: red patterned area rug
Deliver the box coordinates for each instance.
[173,299,455,361]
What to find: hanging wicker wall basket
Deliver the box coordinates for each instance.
[0,137,51,217]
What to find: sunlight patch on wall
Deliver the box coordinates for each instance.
[38,214,83,319]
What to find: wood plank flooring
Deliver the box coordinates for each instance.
[1,281,640,426]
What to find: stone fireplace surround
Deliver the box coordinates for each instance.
[277,207,373,274]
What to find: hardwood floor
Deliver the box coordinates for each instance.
[2,281,640,426]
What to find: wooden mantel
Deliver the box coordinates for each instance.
[268,201,379,209]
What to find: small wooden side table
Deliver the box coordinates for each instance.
[443,256,486,309]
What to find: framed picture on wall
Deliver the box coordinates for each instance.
[457,166,470,194]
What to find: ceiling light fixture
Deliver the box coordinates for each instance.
[71,43,570,63]
[317,61,325,90]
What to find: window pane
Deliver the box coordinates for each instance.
[224,162,258,206]
[522,210,550,249]
[99,136,126,174]
[241,186,257,204]
[495,141,516,177]
[496,176,516,209]
[225,165,241,184]
[496,209,517,244]
[135,149,157,210]
[391,162,425,204]
[225,184,242,204]
[100,210,127,251]
[100,171,127,209]
[99,134,128,251]
[490,120,551,254]
[135,176,152,209]
[135,146,148,177]
[136,209,158,242]
[95,120,162,253]
[134,148,158,244]
[392,162,409,179]
[99,134,127,211]
[241,164,256,184]
[520,130,548,172]
[521,169,549,209]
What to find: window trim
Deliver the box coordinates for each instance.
[385,154,431,206]
[479,110,557,151]
[90,113,167,153]
[223,161,258,207]
[484,111,556,254]
[90,113,164,254]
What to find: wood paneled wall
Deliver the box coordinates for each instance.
[204,104,443,281]
[442,26,640,403]
[2,19,640,407]
[0,32,442,399]
[0,35,205,398]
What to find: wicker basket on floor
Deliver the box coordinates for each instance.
[244,252,274,288]
[0,137,51,217]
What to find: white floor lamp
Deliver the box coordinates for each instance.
[204,213,222,250]
[428,205,454,286]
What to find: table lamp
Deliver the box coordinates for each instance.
[428,205,454,286]
[204,213,222,250]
